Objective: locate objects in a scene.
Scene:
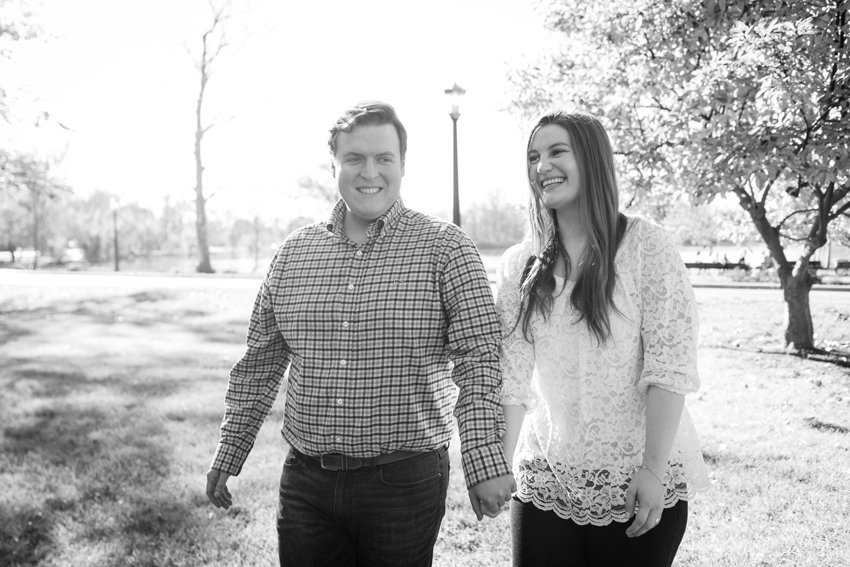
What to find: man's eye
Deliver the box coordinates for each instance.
[346,157,361,163]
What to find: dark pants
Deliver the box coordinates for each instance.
[277,446,450,567]
[511,498,688,567]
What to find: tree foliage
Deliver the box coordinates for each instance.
[508,0,849,349]
[0,154,69,266]
[0,0,39,122]
[463,191,526,249]
[293,166,340,214]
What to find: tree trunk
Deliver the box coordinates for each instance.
[741,197,820,351]
[194,186,214,273]
[32,187,39,270]
[194,80,214,274]
[779,269,815,350]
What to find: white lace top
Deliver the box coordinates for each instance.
[497,216,711,526]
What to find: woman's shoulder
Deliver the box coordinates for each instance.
[621,213,676,251]
[498,240,535,276]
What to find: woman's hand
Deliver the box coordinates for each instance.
[624,467,664,537]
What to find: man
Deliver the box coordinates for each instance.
[206,101,514,566]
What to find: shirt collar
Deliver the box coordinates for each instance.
[325,197,406,239]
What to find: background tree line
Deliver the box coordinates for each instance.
[0,180,529,270]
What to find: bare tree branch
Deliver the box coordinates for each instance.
[776,208,819,232]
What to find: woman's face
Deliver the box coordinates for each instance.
[527,124,581,212]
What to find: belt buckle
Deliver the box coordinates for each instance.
[320,454,362,471]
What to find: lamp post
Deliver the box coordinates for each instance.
[444,83,465,227]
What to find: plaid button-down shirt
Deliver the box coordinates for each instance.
[211,198,509,488]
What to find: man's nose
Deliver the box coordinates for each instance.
[360,159,379,179]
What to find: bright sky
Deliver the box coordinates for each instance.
[4,0,551,223]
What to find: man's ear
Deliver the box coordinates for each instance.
[331,161,336,178]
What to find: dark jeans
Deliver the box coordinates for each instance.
[277,446,450,567]
[511,498,688,567]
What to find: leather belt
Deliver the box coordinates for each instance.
[303,450,425,471]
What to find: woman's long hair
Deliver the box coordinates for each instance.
[516,110,628,344]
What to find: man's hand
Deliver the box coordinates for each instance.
[467,474,516,521]
[206,468,233,509]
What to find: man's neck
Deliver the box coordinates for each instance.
[343,214,370,245]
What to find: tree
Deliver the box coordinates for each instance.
[291,165,340,216]
[462,191,526,249]
[0,0,39,123]
[508,0,850,350]
[189,0,235,274]
[0,154,69,268]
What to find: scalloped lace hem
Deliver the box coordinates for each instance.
[514,483,703,527]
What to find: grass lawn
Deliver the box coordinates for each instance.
[1,277,849,566]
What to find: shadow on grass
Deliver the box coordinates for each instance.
[0,321,32,346]
[0,396,210,566]
[0,368,230,565]
[803,416,850,434]
[7,368,93,399]
[4,364,186,401]
[710,344,850,371]
[0,287,264,565]
[0,504,53,567]
[2,288,249,347]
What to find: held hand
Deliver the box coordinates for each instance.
[467,474,517,521]
[625,467,664,537]
[206,468,233,510]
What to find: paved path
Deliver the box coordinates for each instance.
[0,269,262,290]
[2,269,849,303]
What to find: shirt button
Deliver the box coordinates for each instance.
[340,359,347,366]
[335,436,342,443]
[336,398,343,406]
[356,250,363,257]
[342,321,349,328]
[347,284,354,290]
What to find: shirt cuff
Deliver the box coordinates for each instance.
[461,442,512,489]
[210,442,250,477]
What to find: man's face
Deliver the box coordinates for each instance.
[333,124,404,228]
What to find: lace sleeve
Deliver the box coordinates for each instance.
[495,245,539,412]
[637,221,700,395]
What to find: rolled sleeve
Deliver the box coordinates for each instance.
[440,229,511,488]
[637,223,700,395]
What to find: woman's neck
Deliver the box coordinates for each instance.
[554,209,588,281]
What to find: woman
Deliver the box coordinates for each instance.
[497,110,711,567]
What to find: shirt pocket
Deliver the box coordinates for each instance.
[276,286,339,355]
[361,273,442,341]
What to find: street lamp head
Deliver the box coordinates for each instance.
[444,83,466,120]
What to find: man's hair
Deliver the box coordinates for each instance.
[327,101,408,165]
